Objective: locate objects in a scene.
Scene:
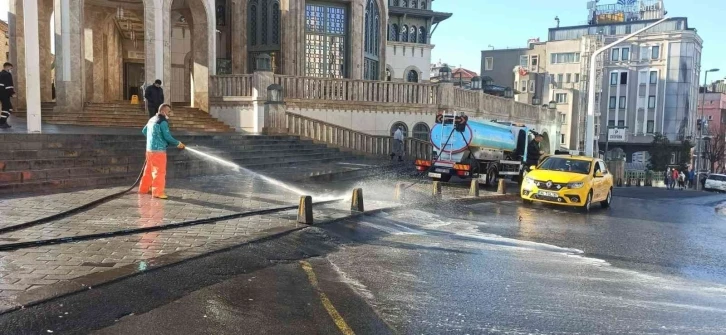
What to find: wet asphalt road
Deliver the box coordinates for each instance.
[1,188,726,334]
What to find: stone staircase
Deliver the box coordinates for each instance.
[0,133,370,195]
[14,102,233,133]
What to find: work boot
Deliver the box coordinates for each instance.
[154,194,168,199]
[0,123,9,129]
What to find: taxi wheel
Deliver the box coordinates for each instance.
[521,198,533,205]
[601,188,612,208]
[580,190,593,212]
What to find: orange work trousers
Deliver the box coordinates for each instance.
[138,151,168,197]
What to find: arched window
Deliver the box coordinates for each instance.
[410,26,417,45]
[420,0,426,9]
[412,123,430,141]
[248,0,281,73]
[388,24,398,41]
[390,0,399,6]
[411,0,417,8]
[418,27,426,43]
[407,69,418,82]
[390,122,408,137]
[386,67,392,81]
[401,24,408,42]
[402,0,408,7]
[363,0,380,80]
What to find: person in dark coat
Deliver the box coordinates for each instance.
[0,62,17,129]
[144,79,165,118]
[526,133,545,167]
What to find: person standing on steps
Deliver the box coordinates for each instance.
[0,63,17,129]
[139,104,185,199]
[392,126,405,162]
[144,79,164,118]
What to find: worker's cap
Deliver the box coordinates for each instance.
[154,79,162,85]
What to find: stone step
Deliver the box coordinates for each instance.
[0,138,317,152]
[0,147,345,171]
[41,120,233,132]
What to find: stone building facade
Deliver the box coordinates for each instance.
[8,0,451,115]
[0,20,9,63]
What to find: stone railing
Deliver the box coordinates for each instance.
[454,87,480,111]
[210,75,253,97]
[283,112,432,160]
[274,75,438,105]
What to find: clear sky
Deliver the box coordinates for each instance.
[0,0,721,80]
[430,0,723,81]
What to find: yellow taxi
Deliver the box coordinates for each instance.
[521,155,613,211]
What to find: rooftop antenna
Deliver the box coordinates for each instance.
[555,16,560,28]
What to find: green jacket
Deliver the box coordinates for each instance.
[142,115,180,152]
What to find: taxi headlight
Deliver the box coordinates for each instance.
[525,177,535,185]
[567,182,584,189]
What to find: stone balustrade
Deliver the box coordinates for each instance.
[282,112,432,160]
[453,87,480,111]
[211,75,254,97]
[274,75,438,106]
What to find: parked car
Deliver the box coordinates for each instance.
[704,174,726,192]
[521,155,614,212]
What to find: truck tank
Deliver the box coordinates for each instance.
[430,119,519,154]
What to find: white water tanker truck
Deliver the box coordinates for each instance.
[414,111,533,185]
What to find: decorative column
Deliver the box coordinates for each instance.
[349,0,364,80]
[24,0,42,132]
[145,0,171,99]
[252,65,274,133]
[39,0,53,102]
[437,82,454,111]
[8,0,26,110]
[231,0,245,74]
[53,0,84,113]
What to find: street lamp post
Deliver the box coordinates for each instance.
[696,68,720,190]
[585,16,670,157]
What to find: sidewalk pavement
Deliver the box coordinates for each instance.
[0,166,486,313]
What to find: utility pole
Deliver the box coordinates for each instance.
[696,69,720,190]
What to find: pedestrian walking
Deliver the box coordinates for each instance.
[671,169,679,190]
[144,79,165,118]
[679,171,686,190]
[665,168,671,189]
[391,126,404,162]
[139,104,185,199]
[0,62,17,129]
[688,169,695,189]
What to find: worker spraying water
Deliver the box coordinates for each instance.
[139,103,186,199]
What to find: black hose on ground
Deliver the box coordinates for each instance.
[0,159,149,235]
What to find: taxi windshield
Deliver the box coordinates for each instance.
[539,157,592,175]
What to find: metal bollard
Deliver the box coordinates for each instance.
[351,188,364,212]
[394,183,406,201]
[297,195,313,225]
[432,181,442,198]
[497,179,507,194]
[469,179,480,197]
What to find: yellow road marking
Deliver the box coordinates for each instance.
[300,260,356,335]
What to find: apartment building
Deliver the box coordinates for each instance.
[481,0,703,161]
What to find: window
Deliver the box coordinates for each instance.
[409,25,417,44]
[609,96,617,109]
[248,0,282,73]
[519,55,529,68]
[411,0,417,7]
[619,96,626,109]
[550,73,556,84]
[647,120,655,133]
[651,45,660,59]
[420,0,426,9]
[418,27,426,43]
[400,24,408,42]
[618,120,625,127]
[640,46,649,60]
[406,69,418,82]
[484,57,493,71]
[550,52,580,64]
[521,80,527,92]
[559,113,567,124]
[608,120,615,127]
[574,73,580,83]
[363,0,381,80]
[611,48,619,61]
[531,55,538,70]
[610,72,618,85]
[304,3,348,78]
[625,25,632,34]
[648,95,655,108]
[556,93,567,103]
[649,71,657,84]
[557,74,563,84]
[620,72,628,85]
[621,47,630,61]
[529,80,535,93]
[566,74,571,83]
[609,25,616,35]
[390,122,408,137]
[412,122,430,141]
[388,24,398,41]
[561,134,566,144]
[708,115,714,121]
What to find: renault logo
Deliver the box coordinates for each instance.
[546,181,553,188]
